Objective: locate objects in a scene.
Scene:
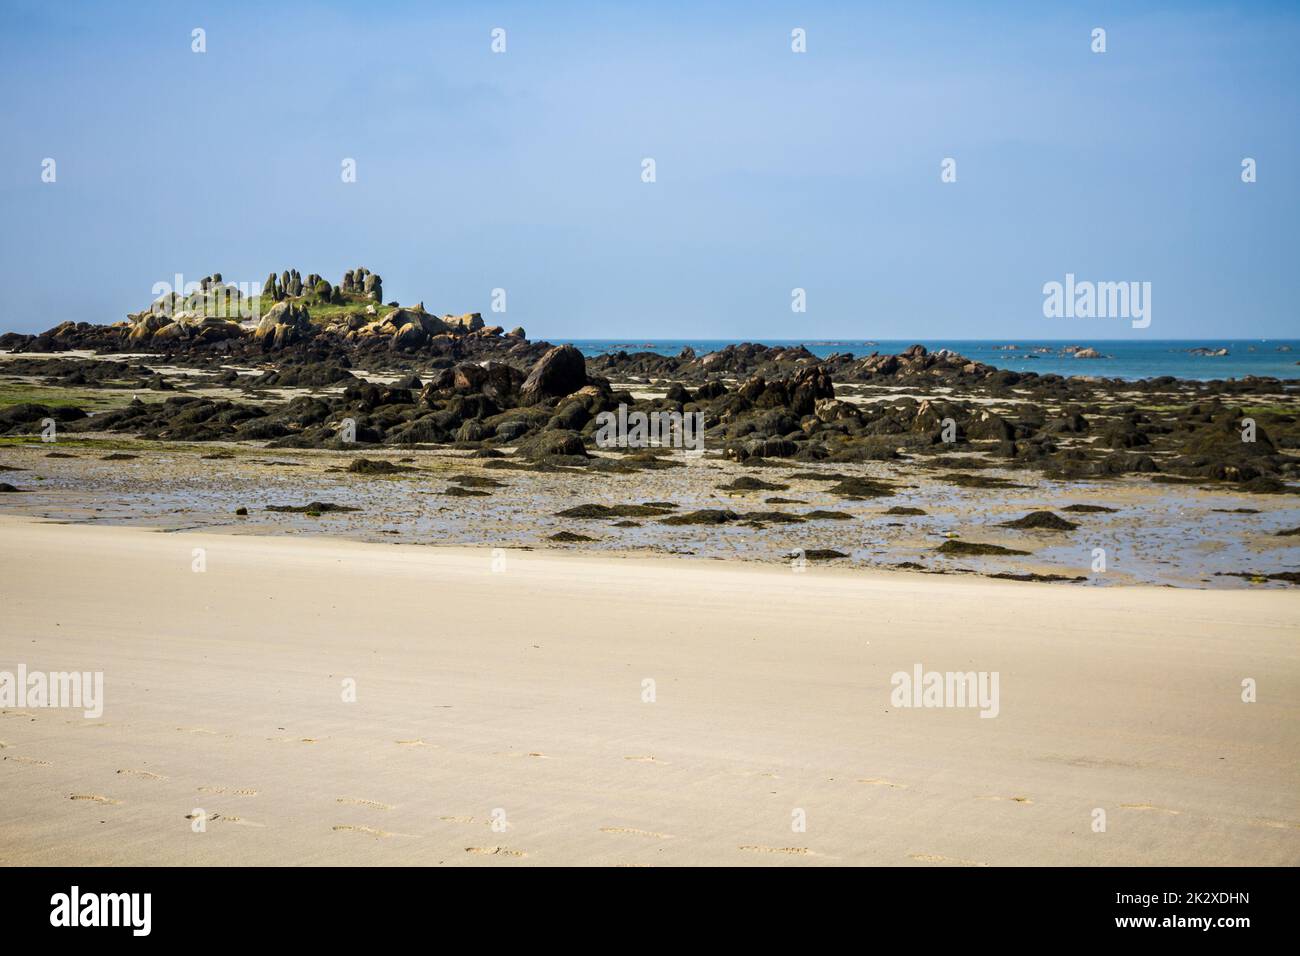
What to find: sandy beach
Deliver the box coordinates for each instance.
[1,515,1296,866]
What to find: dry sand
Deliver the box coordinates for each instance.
[1,514,1297,865]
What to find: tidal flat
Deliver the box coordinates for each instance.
[0,432,1295,588]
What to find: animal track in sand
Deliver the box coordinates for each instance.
[197,786,258,797]
[739,845,809,855]
[1120,803,1181,815]
[332,824,396,837]
[601,826,672,839]
[4,755,51,766]
[909,853,989,867]
[336,797,393,810]
[70,793,121,805]
[116,769,165,780]
[858,778,908,789]
[465,846,527,857]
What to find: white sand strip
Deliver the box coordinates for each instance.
[1,515,1296,865]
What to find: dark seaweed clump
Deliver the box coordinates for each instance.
[936,540,1031,556]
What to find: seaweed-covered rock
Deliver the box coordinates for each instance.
[515,428,587,459]
[999,511,1079,531]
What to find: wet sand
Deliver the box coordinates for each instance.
[1,516,1297,865]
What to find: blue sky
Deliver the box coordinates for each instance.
[1,1,1296,339]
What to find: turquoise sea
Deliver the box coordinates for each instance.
[564,340,1300,383]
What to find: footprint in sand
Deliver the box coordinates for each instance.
[859,778,908,789]
[209,814,266,828]
[5,755,51,766]
[336,797,393,810]
[116,769,166,780]
[465,846,526,857]
[70,793,121,805]
[332,824,397,838]
[1040,753,1147,770]
[909,853,989,867]
[1119,803,1181,815]
[1253,818,1300,830]
[601,826,672,839]
[739,845,810,855]
[197,786,258,797]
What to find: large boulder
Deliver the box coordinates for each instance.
[789,365,834,416]
[151,321,190,343]
[419,362,526,406]
[253,301,312,350]
[814,398,862,424]
[126,311,171,342]
[392,322,427,349]
[967,409,1015,441]
[393,308,449,335]
[445,312,485,332]
[519,345,587,406]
